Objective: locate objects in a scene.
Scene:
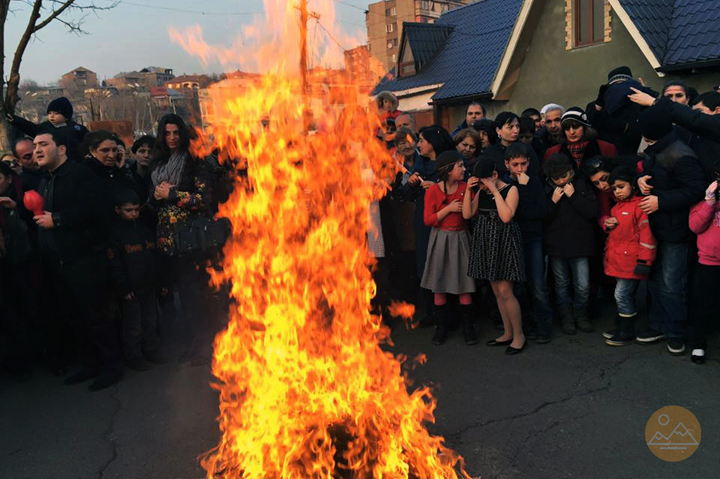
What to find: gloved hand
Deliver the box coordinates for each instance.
[595,84,609,107]
[633,261,652,277]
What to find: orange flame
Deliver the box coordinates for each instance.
[178,5,470,479]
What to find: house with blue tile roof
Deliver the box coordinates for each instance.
[372,0,720,131]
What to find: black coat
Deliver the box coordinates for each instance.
[108,218,159,296]
[483,142,541,178]
[543,176,598,257]
[641,133,707,243]
[19,168,44,192]
[661,96,720,178]
[506,174,547,241]
[36,160,106,266]
[10,115,88,161]
[585,80,658,156]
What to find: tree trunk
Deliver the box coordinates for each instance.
[0,0,12,152]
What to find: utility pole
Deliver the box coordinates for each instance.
[296,1,320,130]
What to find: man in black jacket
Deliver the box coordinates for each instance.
[13,137,43,191]
[629,89,720,178]
[634,107,707,355]
[33,129,122,391]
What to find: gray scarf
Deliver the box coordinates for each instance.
[151,150,187,187]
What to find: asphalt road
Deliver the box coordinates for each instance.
[1,301,718,479]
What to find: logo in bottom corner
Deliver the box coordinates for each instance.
[645,406,701,462]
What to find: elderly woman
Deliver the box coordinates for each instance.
[544,107,618,168]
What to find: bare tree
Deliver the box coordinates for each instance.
[0,0,118,150]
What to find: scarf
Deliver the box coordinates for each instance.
[151,150,187,187]
[566,140,589,167]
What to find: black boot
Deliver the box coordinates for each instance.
[460,305,479,345]
[606,313,636,346]
[559,305,576,335]
[431,303,448,345]
[603,315,621,339]
[417,289,435,328]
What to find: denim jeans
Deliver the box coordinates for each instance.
[549,256,590,312]
[614,278,639,317]
[649,242,689,340]
[519,237,552,330]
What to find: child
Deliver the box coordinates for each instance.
[7,96,88,160]
[503,143,552,344]
[602,166,657,346]
[109,190,164,371]
[465,155,527,354]
[543,153,598,335]
[688,170,720,364]
[421,150,476,345]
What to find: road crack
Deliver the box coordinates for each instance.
[97,387,122,479]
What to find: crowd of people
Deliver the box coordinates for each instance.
[372,66,720,363]
[1,99,230,390]
[1,65,719,392]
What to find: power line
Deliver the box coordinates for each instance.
[316,19,349,52]
[120,1,262,16]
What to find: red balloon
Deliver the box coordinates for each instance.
[24,190,44,216]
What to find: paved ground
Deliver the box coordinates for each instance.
[1,301,718,479]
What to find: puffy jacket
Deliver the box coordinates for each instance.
[10,115,88,161]
[689,200,720,266]
[641,133,707,243]
[604,195,657,279]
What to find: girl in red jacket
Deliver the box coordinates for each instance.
[421,151,476,346]
[688,171,720,364]
[603,166,657,346]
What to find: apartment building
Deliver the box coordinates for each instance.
[366,0,469,72]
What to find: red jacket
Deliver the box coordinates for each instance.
[604,195,657,279]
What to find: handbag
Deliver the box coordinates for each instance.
[170,213,232,257]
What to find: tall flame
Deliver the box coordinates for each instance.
[179,4,469,478]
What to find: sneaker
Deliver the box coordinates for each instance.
[605,333,634,347]
[635,329,665,344]
[667,339,686,356]
[691,349,706,365]
[602,327,620,340]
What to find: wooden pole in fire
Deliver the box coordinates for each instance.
[299,0,309,97]
[297,0,315,131]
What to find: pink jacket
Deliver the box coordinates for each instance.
[689,200,720,266]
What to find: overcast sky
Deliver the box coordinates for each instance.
[4,0,370,85]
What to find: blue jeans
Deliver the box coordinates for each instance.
[521,237,552,323]
[649,242,689,340]
[614,279,639,317]
[549,257,590,312]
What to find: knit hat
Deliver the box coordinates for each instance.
[561,107,591,127]
[638,106,673,141]
[47,96,73,120]
[607,66,633,84]
[419,125,455,156]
